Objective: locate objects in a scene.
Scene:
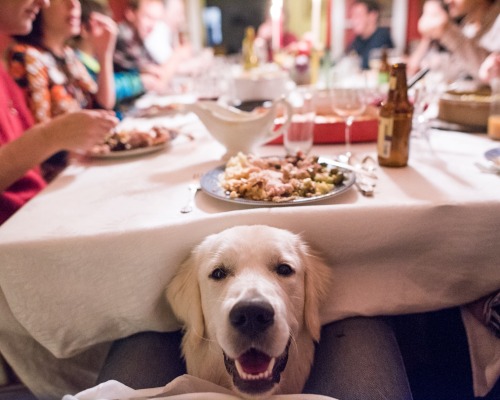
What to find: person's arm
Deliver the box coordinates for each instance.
[0,110,118,192]
[439,23,491,80]
[407,37,433,77]
[114,71,145,103]
[88,12,117,109]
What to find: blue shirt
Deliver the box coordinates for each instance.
[347,27,394,70]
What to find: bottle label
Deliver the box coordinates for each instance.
[378,117,394,158]
[389,76,397,90]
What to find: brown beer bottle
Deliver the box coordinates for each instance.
[377,63,413,167]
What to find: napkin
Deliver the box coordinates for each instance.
[62,375,338,400]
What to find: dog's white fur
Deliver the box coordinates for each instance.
[166,225,332,398]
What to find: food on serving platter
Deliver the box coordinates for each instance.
[133,103,181,118]
[89,126,179,155]
[219,152,346,202]
[438,86,491,127]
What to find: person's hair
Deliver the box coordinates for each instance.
[71,0,112,44]
[127,0,141,10]
[12,10,43,46]
[81,0,111,26]
[353,0,381,14]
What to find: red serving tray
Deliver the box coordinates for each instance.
[269,114,379,145]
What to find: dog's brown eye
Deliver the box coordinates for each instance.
[209,267,228,280]
[276,263,294,276]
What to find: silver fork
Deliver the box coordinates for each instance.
[180,175,201,214]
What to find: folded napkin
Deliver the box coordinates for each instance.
[62,375,338,400]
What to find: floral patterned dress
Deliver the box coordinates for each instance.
[8,43,98,123]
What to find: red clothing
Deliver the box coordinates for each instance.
[0,65,46,225]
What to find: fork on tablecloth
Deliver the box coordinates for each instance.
[180,174,202,213]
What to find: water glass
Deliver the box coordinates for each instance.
[284,86,316,156]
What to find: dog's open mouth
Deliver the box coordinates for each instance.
[223,339,290,395]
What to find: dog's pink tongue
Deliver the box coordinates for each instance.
[238,349,271,375]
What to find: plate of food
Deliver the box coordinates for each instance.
[85,126,179,159]
[200,152,355,206]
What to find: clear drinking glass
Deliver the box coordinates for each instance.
[284,86,316,156]
[330,87,366,160]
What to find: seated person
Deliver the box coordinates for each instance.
[144,0,211,78]
[144,0,187,64]
[0,0,118,226]
[346,0,394,70]
[407,0,500,81]
[74,0,162,106]
[114,0,192,91]
[392,298,499,400]
[97,317,414,400]
[8,0,116,123]
[8,0,117,178]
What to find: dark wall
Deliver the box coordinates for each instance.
[206,0,268,54]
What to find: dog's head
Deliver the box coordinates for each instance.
[166,225,332,398]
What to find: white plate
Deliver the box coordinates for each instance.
[85,142,170,159]
[200,161,355,207]
[484,148,500,166]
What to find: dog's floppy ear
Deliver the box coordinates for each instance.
[302,246,332,342]
[166,251,205,343]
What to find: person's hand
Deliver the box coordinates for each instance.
[174,43,193,62]
[44,110,119,152]
[141,63,164,80]
[418,0,450,40]
[140,72,165,92]
[479,53,500,83]
[88,12,118,62]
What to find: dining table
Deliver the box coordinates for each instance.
[0,102,499,400]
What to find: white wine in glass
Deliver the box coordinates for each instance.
[330,88,366,160]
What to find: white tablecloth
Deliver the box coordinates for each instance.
[0,114,499,399]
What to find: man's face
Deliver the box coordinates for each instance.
[128,0,165,41]
[350,3,377,37]
[444,0,474,19]
[0,0,48,35]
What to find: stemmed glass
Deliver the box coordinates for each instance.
[330,86,367,161]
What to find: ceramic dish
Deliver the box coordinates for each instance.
[200,162,355,206]
[85,142,170,159]
[484,148,500,166]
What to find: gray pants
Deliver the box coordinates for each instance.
[98,317,413,400]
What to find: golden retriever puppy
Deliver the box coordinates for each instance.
[166,225,332,399]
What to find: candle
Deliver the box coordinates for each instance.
[326,0,332,50]
[270,0,283,52]
[311,0,321,49]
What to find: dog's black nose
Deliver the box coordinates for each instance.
[229,300,275,337]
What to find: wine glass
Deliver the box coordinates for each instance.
[330,87,367,161]
[284,86,316,156]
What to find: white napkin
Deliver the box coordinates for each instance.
[62,375,338,400]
